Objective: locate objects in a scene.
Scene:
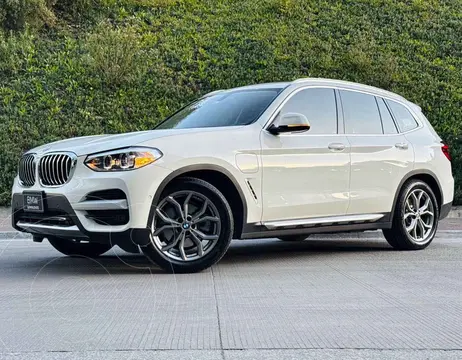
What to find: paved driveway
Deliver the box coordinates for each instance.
[0,230,461,359]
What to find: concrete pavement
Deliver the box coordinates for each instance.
[0,231,461,359]
[1,349,462,360]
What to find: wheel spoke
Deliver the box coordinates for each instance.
[167,196,185,221]
[412,223,418,239]
[153,223,181,236]
[416,218,425,238]
[183,192,193,218]
[419,196,430,212]
[421,210,434,217]
[416,190,424,207]
[410,192,419,210]
[192,199,208,221]
[162,230,184,252]
[419,218,432,229]
[405,198,413,212]
[155,208,181,226]
[404,212,415,220]
[189,231,204,257]
[192,216,220,224]
[191,228,219,241]
[406,218,417,233]
[178,232,187,260]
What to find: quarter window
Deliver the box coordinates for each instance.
[377,97,398,134]
[278,88,337,134]
[340,90,383,134]
[386,100,419,132]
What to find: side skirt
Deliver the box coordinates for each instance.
[240,219,392,240]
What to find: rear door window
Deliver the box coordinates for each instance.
[340,90,383,134]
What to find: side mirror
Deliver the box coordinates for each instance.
[268,112,311,135]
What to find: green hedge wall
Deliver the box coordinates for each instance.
[0,0,461,205]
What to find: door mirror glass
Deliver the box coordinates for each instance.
[268,112,311,135]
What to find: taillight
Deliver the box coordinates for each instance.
[441,143,451,161]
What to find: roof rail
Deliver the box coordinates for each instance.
[291,77,410,103]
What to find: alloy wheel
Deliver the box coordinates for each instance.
[403,188,435,243]
[151,190,221,262]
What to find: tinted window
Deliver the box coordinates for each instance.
[279,88,337,134]
[377,97,398,134]
[156,89,281,129]
[386,100,418,132]
[340,90,383,134]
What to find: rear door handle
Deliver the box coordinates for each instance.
[328,143,346,151]
[395,142,409,150]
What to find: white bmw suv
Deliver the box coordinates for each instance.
[12,78,454,273]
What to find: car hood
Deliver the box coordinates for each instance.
[28,128,207,156]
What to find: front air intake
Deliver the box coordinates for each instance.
[39,153,76,186]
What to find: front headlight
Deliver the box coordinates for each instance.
[85,147,163,172]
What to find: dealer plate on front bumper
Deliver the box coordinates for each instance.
[23,192,44,213]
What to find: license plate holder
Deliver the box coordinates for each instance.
[23,192,45,213]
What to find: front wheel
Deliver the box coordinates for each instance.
[48,237,112,257]
[383,180,439,250]
[142,177,234,273]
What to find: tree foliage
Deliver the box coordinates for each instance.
[0,0,461,205]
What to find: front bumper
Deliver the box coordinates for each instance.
[11,193,152,247]
[11,157,173,247]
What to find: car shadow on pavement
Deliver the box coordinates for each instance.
[11,254,162,276]
[220,238,393,263]
[10,238,393,276]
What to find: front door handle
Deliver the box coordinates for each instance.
[395,142,409,150]
[328,143,346,151]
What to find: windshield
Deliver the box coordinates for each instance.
[156,88,282,129]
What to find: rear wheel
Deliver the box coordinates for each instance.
[48,237,112,257]
[278,235,309,242]
[383,180,439,250]
[142,177,233,273]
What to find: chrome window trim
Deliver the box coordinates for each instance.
[263,84,423,136]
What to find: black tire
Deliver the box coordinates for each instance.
[48,237,112,257]
[278,235,309,242]
[142,177,234,273]
[383,180,439,250]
